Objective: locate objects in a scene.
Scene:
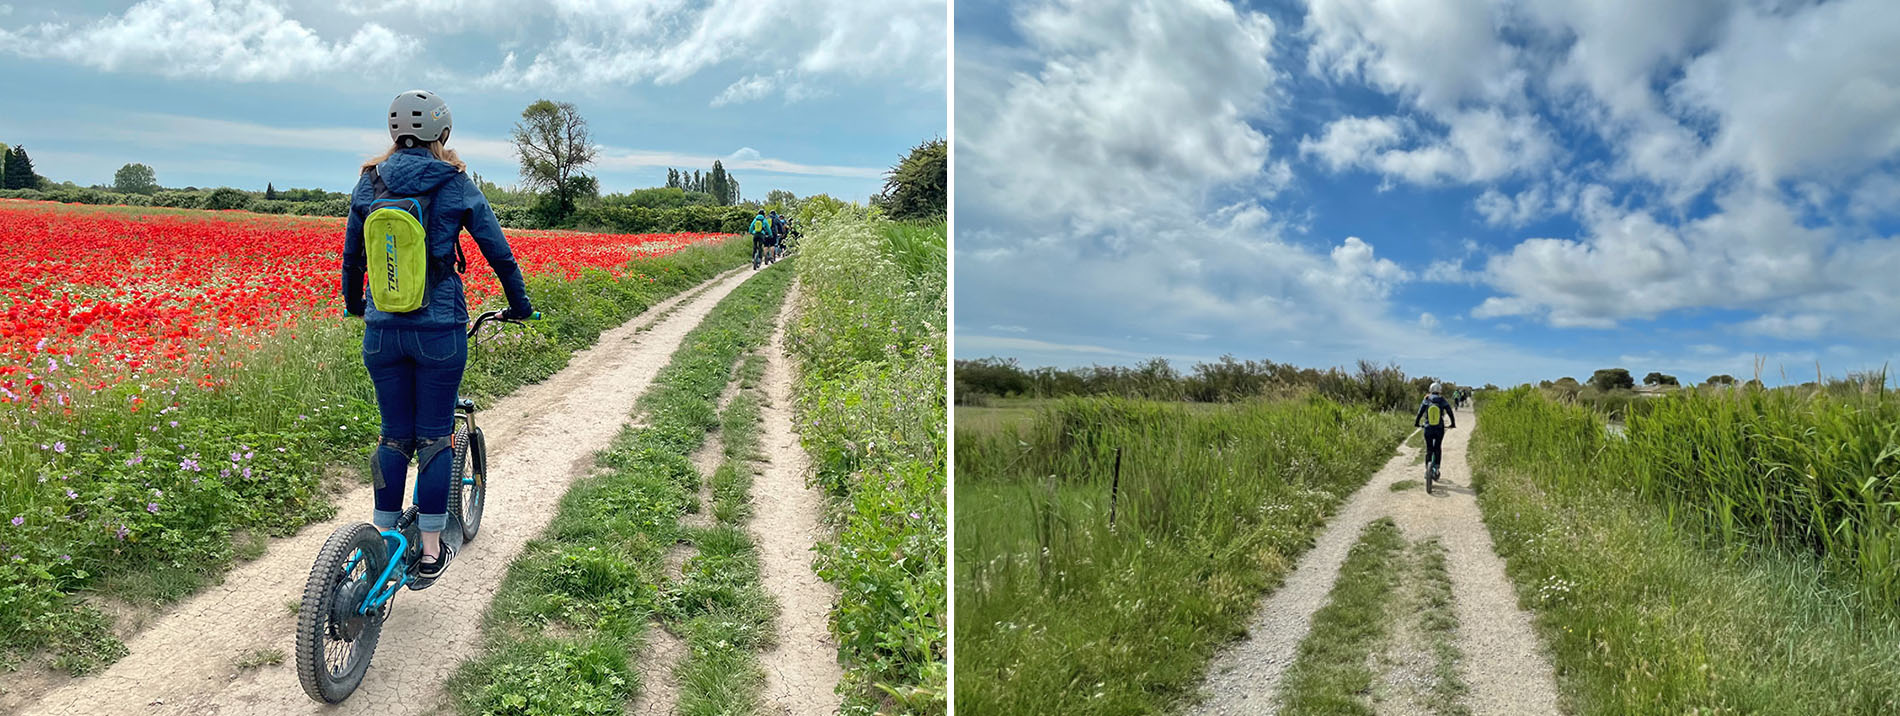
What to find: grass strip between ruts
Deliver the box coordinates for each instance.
[449,259,794,716]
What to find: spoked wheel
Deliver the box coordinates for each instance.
[1425,465,1438,495]
[296,522,390,704]
[447,422,487,542]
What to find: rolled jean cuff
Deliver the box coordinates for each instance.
[416,511,448,533]
[372,509,402,529]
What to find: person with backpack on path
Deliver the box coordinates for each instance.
[341,90,534,588]
[1415,382,1456,494]
[769,209,787,263]
[750,209,772,269]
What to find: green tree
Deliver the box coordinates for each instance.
[510,99,598,221]
[1590,368,1635,392]
[875,137,946,220]
[0,142,9,187]
[202,187,252,211]
[708,160,731,206]
[113,163,159,195]
[3,146,41,190]
[264,182,277,200]
[1706,374,1737,386]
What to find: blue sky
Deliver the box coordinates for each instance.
[0,0,945,202]
[954,0,1900,387]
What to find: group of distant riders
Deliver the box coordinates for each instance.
[750,209,798,269]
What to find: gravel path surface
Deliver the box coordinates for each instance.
[1197,414,1560,715]
[19,268,753,716]
[752,285,844,715]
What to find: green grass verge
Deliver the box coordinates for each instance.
[1472,387,1900,714]
[676,348,774,716]
[1407,538,1469,716]
[447,259,794,716]
[955,396,1409,714]
[1280,518,1407,715]
[0,237,747,674]
[788,215,946,714]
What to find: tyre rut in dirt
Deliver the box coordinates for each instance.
[295,521,388,704]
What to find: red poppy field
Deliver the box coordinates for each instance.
[0,199,725,406]
[0,198,746,672]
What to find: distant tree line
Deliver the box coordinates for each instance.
[957,355,1464,412]
[3,102,940,234]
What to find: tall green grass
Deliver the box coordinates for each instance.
[1619,384,1900,600]
[787,214,946,714]
[954,395,1408,714]
[1472,387,1900,713]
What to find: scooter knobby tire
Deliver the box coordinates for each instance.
[450,425,487,542]
[296,522,389,704]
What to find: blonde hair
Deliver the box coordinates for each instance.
[362,136,465,172]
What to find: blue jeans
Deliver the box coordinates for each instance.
[363,325,466,532]
[1423,426,1445,470]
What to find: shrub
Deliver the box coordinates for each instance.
[201,188,253,211]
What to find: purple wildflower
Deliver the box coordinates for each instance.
[146,503,159,514]
[115,525,129,540]
[53,441,66,454]
[9,516,21,527]
[65,489,77,499]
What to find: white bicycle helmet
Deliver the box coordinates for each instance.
[1429,381,1442,395]
[388,90,452,147]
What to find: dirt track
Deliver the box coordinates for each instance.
[1196,413,1560,715]
[19,268,754,716]
[753,285,844,715]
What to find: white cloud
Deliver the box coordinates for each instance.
[1298,115,1403,172]
[1671,0,1900,186]
[711,74,778,107]
[0,0,415,82]
[1304,0,1521,114]
[1303,109,1556,185]
[1475,187,1854,328]
[1474,185,1549,228]
[473,0,944,101]
[1419,312,1439,329]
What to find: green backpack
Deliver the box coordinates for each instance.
[1425,402,1444,426]
[363,167,461,313]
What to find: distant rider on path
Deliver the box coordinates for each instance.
[1415,382,1456,491]
[750,209,771,269]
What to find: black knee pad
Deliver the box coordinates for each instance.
[414,435,453,476]
[371,436,416,490]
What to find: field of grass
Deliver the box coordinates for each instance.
[954,395,1409,714]
[787,214,947,713]
[0,202,747,674]
[447,257,794,715]
[1472,387,1900,713]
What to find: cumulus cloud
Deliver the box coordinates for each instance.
[1474,187,1846,328]
[0,0,415,82]
[1303,108,1556,185]
[472,0,943,102]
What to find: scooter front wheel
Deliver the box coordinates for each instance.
[295,522,390,704]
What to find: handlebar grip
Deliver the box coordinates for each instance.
[530,311,543,320]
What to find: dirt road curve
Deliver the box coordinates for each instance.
[1197,414,1560,716]
[21,268,754,716]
